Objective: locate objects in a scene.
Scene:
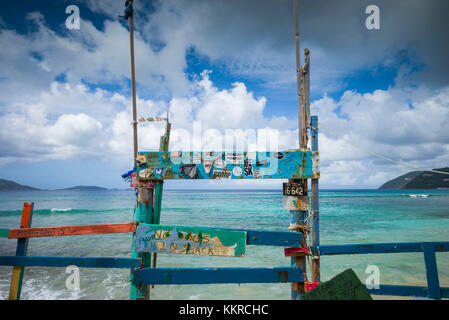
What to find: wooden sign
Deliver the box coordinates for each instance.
[130,172,155,188]
[135,150,319,180]
[283,195,309,211]
[134,224,246,257]
[283,182,307,196]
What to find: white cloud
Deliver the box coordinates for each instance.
[1,62,448,188]
[314,85,449,187]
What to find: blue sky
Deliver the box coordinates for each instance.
[0,0,448,190]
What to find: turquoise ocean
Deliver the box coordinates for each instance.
[0,189,448,300]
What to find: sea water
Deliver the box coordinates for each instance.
[0,189,448,300]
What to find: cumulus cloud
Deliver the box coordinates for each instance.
[0,71,293,166]
[314,85,449,187]
[124,0,449,92]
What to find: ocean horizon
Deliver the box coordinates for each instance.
[1,188,448,299]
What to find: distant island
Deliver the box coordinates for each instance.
[0,179,38,191]
[55,186,108,191]
[0,179,110,191]
[379,167,449,190]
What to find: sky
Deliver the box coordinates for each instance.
[0,0,448,190]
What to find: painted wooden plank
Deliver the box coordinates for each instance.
[134,225,304,247]
[283,195,309,211]
[242,229,303,247]
[136,150,319,180]
[9,202,33,300]
[284,247,310,257]
[8,222,137,239]
[311,241,449,256]
[369,285,449,299]
[368,284,429,297]
[132,267,304,285]
[422,242,441,300]
[0,228,10,238]
[134,224,246,257]
[0,256,140,268]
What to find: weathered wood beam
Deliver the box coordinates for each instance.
[8,222,137,239]
[132,267,304,285]
[0,256,140,269]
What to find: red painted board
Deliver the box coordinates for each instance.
[284,247,310,257]
[8,222,137,239]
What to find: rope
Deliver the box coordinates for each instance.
[312,124,449,176]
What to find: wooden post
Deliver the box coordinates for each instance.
[311,116,320,282]
[129,188,154,300]
[422,242,441,300]
[9,202,34,300]
[125,0,153,300]
[152,119,171,273]
[290,0,309,300]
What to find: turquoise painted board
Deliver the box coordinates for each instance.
[0,228,9,238]
[134,224,246,257]
[136,150,319,180]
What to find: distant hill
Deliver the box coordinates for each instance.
[0,179,39,190]
[379,167,449,190]
[56,186,109,191]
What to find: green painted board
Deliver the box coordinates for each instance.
[0,228,9,238]
[134,224,246,257]
[301,269,373,300]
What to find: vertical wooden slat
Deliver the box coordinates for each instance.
[422,242,441,300]
[129,188,154,300]
[152,121,171,272]
[9,202,34,300]
[290,205,307,299]
[311,116,320,282]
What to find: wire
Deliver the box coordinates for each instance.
[312,124,449,176]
